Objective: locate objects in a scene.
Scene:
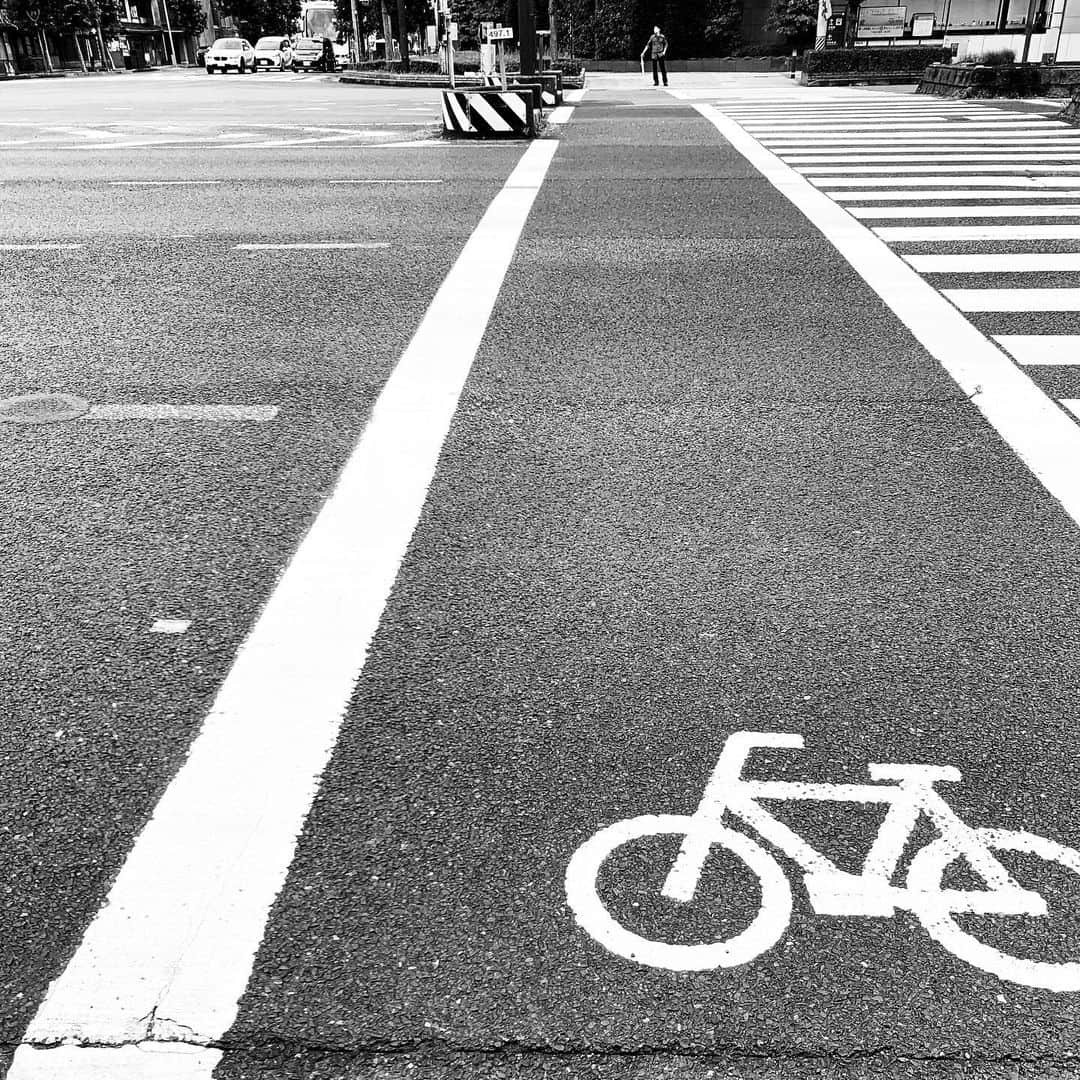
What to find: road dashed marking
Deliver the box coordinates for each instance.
[83,404,279,421]
[234,242,389,250]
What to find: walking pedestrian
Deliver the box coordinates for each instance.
[641,25,668,87]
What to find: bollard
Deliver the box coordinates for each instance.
[441,88,536,137]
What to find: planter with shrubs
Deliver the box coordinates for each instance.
[801,46,951,85]
[918,53,1044,98]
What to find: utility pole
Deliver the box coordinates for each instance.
[379,0,392,57]
[95,17,113,68]
[517,0,535,75]
[1021,0,1041,60]
[160,0,177,63]
[350,0,361,62]
[548,0,558,62]
[395,0,408,67]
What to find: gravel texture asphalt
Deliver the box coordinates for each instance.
[4,71,1080,1080]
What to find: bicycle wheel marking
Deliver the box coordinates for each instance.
[565,731,1080,991]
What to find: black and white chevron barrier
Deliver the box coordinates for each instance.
[441,89,536,138]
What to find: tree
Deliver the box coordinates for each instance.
[454,0,502,47]
[8,0,65,67]
[95,0,121,34]
[171,0,206,34]
[592,0,638,57]
[765,0,815,46]
[219,0,298,39]
[703,0,741,53]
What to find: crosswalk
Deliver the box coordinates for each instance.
[693,87,1080,424]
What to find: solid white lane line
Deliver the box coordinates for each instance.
[804,164,1080,175]
[328,179,443,184]
[945,288,1080,312]
[564,87,588,103]
[759,132,1080,143]
[108,181,223,186]
[997,336,1080,364]
[745,123,1068,133]
[0,244,82,250]
[907,253,1080,272]
[834,190,1080,201]
[6,137,559,1080]
[876,224,1080,240]
[784,154,1080,164]
[730,107,1022,114]
[234,242,390,250]
[815,176,1080,188]
[849,205,1080,219]
[768,142,1080,151]
[547,106,575,124]
[83,404,279,421]
[695,102,1080,554]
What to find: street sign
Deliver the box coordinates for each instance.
[448,21,458,40]
[488,26,513,39]
[911,11,935,35]
[856,4,906,37]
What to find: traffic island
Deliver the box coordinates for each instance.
[441,88,537,137]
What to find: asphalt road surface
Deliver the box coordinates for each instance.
[3,68,1080,1080]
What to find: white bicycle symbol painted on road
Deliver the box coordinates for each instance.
[566,731,1080,990]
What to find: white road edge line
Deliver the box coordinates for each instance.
[692,102,1080,538]
[6,137,560,1080]
[0,244,82,250]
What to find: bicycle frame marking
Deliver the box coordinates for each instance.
[564,731,1080,990]
[662,732,1042,918]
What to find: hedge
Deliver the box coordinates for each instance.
[804,46,950,75]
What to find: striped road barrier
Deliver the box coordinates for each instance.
[441,89,536,138]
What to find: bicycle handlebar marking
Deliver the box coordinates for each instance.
[565,731,1080,991]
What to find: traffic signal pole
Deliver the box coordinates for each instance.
[517,0,536,76]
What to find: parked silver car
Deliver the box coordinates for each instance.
[253,36,293,70]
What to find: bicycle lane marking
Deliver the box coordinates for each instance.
[6,138,560,1080]
[566,731,1080,991]
[689,103,1080,535]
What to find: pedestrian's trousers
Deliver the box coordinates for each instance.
[652,56,667,84]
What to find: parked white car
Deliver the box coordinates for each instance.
[252,35,293,70]
[205,37,256,74]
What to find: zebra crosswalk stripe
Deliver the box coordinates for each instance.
[681,87,1080,504]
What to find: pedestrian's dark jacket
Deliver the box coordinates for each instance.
[647,32,668,58]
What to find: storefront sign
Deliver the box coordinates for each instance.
[857,4,906,36]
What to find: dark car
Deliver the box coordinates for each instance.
[291,36,336,72]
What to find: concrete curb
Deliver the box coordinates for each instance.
[340,71,486,88]
[339,69,586,90]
